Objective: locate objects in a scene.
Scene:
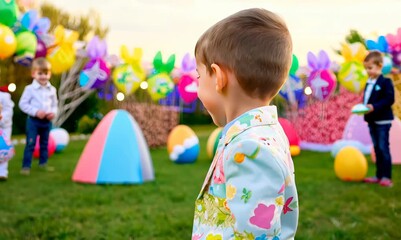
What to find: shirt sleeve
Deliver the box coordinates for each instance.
[50,86,58,116]
[223,138,288,238]
[19,86,38,117]
[0,93,14,127]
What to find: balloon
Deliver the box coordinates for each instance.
[147,73,174,101]
[382,55,393,75]
[147,51,175,101]
[307,51,336,100]
[290,146,301,156]
[35,38,47,58]
[119,46,146,80]
[50,128,70,152]
[0,0,17,27]
[177,74,198,104]
[338,61,368,93]
[33,135,56,159]
[20,10,51,37]
[86,36,108,59]
[177,53,198,103]
[289,54,299,75]
[340,42,368,63]
[112,64,141,95]
[386,28,401,66]
[79,58,110,89]
[47,25,79,74]
[334,146,367,181]
[366,36,389,53]
[14,31,37,66]
[279,74,304,106]
[181,53,196,73]
[0,24,17,59]
[278,118,300,146]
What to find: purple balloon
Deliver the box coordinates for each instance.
[35,38,47,58]
[79,59,111,89]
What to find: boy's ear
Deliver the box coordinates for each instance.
[211,63,227,93]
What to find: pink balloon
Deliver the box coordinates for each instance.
[307,69,336,100]
[278,118,300,146]
[35,38,47,58]
[33,135,56,158]
[178,74,198,104]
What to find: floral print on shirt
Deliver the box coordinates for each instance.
[192,106,298,240]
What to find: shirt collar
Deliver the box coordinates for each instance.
[32,79,51,89]
[222,106,278,145]
[367,78,377,84]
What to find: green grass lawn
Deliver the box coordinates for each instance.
[1,125,400,240]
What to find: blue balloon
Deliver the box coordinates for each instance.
[279,74,304,106]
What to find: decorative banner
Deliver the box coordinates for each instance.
[147,51,175,101]
[0,24,17,59]
[177,53,198,103]
[338,43,368,93]
[47,25,79,74]
[79,36,110,89]
[386,28,401,67]
[307,50,337,100]
[0,0,17,27]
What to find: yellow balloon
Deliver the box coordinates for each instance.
[47,25,79,74]
[0,24,17,59]
[290,145,301,156]
[340,42,368,62]
[338,61,368,93]
[334,146,367,181]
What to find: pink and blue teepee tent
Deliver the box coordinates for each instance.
[72,109,154,184]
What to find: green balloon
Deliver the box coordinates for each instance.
[289,54,299,75]
[0,0,18,27]
[15,31,37,57]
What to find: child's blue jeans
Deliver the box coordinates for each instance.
[22,116,52,168]
[369,123,392,179]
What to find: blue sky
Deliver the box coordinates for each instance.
[43,0,401,65]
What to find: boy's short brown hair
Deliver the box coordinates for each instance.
[195,8,292,100]
[31,57,51,72]
[364,50,383,66]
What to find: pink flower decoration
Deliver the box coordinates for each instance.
[249,203,275,229]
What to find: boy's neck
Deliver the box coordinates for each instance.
[224,95,270,123]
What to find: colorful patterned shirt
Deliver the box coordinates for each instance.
[192,106,298,240]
